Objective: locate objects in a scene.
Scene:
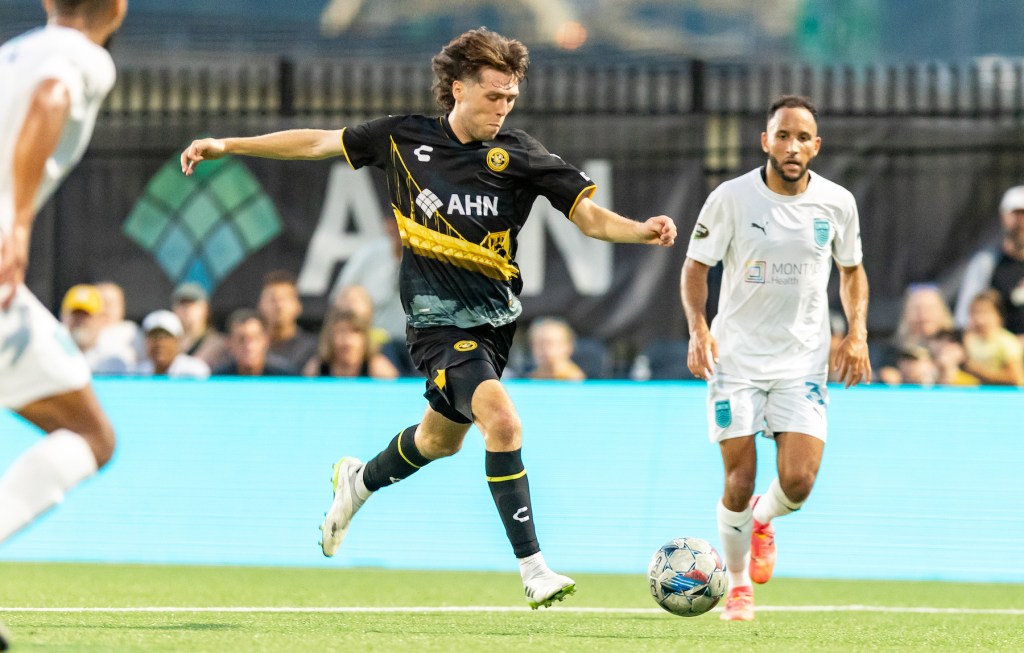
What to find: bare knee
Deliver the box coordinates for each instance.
[722,468,756,510]
[479,409,521,451]
[779,469,816,504]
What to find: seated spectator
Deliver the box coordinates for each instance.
[878,283,954,381]
[894,344,938,387]
[60,284,129,374]
[171,282,230,370]
[962,290,1024,386]
[302,308,399,379]
[330,217,406,344]
[130,310,210,379]
[527,317,586,381]
[335,283,416,376]
[214,309,295,376]
[929,329,980,386]
[94,281,143,365]
[258,270,319,373]
[955,185,1024,344]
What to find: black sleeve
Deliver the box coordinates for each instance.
[517,131,597,219]
[341,115,405,169]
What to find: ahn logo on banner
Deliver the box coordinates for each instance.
[122,155,283,294]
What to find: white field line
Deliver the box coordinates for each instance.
[0,605,1022,615]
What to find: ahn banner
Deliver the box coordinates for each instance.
[26,111,1024,346]
[32,136,701,347]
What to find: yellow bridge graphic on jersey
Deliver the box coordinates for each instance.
[393,208,518,282]
[389,137,519,282]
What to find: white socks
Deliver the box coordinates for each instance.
[0,429,98,543]
[518,551,550,582]
[353,465,373,504]
[752,478,802,525]
[717,499,753,589]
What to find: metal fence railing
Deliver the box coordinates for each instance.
[101,57,1024,120]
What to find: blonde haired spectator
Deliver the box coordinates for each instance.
[303,308,398,379]
[895,283,955,348]
[527,317,585,381]
[962,290,1024,386]
[94,281,143,365]
[878,283,955,385]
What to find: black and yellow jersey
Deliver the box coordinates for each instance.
[340,114,596,329]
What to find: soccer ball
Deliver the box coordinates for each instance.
[648,537,727,617]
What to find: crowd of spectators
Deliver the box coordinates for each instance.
[56,185,1024,387]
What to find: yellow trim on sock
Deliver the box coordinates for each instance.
[396,432,422,469]
[487,469,527,483]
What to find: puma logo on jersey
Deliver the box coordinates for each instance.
[447,194,498,217]
[751,222,767,235]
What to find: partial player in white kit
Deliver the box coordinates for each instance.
[0,5,128,635]
[680,95,871,621]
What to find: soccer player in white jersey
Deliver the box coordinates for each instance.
[0,4,127,645]
[680,95,871,621]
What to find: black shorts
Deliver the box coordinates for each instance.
[406,322,517,424]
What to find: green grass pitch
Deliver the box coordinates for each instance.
[0,563,1021,652]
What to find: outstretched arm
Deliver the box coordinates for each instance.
[680,257,717,380]
[569,197,676,246]
[833,263,871,388]
[181,129,344,175]
[0,79,70,308]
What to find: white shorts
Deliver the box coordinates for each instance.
[0,285,91,410]
[706,371,829,443]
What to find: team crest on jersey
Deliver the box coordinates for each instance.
[486,147,510,172]
[813,219,830,247]
[454,340,478,352]
[714,400,732,428]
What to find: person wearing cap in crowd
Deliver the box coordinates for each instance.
[130,310,210,380]
[59,284,130,374]
[955,185,1024,344]
[171,282,229,370]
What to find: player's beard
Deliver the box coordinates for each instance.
[768,154,808,183]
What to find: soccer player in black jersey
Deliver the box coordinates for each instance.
[181,27,676,608]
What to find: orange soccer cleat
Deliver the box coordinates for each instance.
[719,586,754,621]
[749,495,776,584]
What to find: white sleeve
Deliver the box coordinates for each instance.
[832,195,863,267]
[954,249,997,327]
[31,55,88,120]
[685,188,734,266]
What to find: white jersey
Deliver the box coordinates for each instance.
[687,168,862,380]
[0,25,116,231]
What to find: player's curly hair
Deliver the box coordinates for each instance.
[431,28,530,113]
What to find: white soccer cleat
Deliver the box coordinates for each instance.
[319,457,366,557]
[524,571,576,609]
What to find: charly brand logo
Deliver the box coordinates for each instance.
[486,147,509,172]
[122,155,282,294]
